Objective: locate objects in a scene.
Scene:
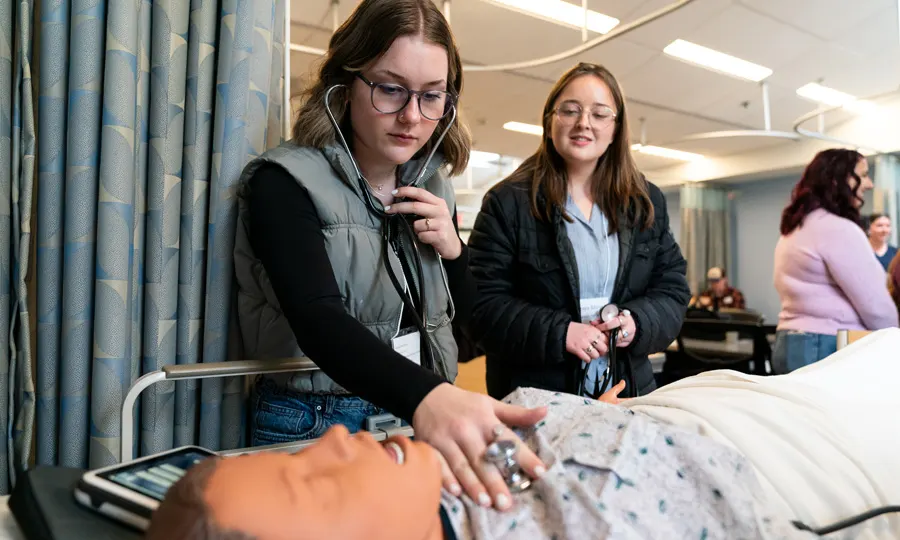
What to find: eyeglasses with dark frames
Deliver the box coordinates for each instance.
[355,73,456,121]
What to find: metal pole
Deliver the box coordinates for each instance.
[443,0,451,24]
[581,0,588,42]
[283,0,291,140]
[332,0,340,31]
[761,81,771,132]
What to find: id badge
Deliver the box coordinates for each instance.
[580,296,610,324]
[392,327,421,366]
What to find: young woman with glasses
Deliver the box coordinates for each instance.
[468,63,691,400]
[234,0,547,513]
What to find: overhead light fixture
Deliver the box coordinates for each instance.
[795,83,877,114]
[503,121,543,136]
[484,0,619,34]
[631,143,704,162]
[663,39,773,82]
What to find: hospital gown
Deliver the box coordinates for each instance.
[441,387,815,540]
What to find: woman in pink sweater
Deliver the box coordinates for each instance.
[772,148,898,373]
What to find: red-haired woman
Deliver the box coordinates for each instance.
[772,148,897,373]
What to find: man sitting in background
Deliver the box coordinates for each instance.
[690,266,746,311]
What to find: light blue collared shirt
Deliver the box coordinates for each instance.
[563,195,619,395]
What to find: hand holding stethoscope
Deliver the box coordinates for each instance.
[385,186,462,260]
[591,306,636,348]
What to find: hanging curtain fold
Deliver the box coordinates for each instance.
[30,0,285,484]
[680,184,731,294]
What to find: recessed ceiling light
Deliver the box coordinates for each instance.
[632,143,704,162]
[484,0,619,34]
[503,121,543,136]
[663,39,773,82]
[795,83,877,114]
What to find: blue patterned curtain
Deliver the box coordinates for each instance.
[32,0,285,480]
[1,0,36,494]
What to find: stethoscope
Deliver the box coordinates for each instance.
[323,83,457,376]
[576,303,636,399]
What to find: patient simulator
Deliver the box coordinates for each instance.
[143,329,900,540]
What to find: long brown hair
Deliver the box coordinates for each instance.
[292,0,471,174]
[505,63,653,231]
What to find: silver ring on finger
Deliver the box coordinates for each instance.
[622,329,629,338]
[591,338,600,347]
[584,346,594,355]
[491,424,505,441]
[426,218,431,231]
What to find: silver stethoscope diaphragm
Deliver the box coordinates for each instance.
[484,439,531,493]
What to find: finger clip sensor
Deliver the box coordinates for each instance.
[484,439,532,493]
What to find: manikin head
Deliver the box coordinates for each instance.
[146,426,444,540]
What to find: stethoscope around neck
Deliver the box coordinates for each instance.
[322,83,457,375]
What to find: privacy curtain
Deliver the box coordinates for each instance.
[874,154,900,247]
[33,0,285,485]
[1,0,37,495]
[680,185,730,294]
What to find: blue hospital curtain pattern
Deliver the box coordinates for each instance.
[33,0,285,480]
[1,0,36,494]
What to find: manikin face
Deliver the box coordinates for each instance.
[870,216,891,242]
[205,426,444,540]
[349,34,450,169]
[851,157,873,209]
[549,74,617,168]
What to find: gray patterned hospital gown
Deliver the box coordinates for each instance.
[441,388,816,539]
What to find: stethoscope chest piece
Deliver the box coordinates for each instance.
[484,439,532,493]
[600,303,620,323]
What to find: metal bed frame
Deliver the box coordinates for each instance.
[120,359,414,463]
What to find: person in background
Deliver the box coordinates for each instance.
[772,149,898,373]
[689,266,746,311]
[467,63,690,401]
[235,0,546,512]
[866,213,897,271]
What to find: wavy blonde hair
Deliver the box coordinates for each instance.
[292,0,470,174]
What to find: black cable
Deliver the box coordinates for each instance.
[791,506,900,535]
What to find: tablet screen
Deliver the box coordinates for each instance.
[99,448,216,501]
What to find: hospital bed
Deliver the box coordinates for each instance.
[2,358,413,539]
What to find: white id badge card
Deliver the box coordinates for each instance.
[392,328,421,366]
[580,296,610,324]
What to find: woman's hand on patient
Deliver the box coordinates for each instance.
[567,322,609,362]
[412,383,548,512]
[385,187,462,260]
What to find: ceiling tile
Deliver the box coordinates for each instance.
[614,0,733,49]
[685,4,820,70]
[518,39,660,82]
[738,0,892,41]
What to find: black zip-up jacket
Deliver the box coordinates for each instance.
[467,177,690,399]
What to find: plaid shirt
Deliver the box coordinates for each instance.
[691,286,746,311]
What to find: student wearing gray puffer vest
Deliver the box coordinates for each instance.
[234,0,548,514]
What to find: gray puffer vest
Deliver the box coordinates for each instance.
[234,142,459,394]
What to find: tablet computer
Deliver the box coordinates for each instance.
[73,445,218,531]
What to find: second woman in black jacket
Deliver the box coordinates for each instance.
[468,63,690,399]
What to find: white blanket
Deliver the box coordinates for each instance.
[627,328,900,540]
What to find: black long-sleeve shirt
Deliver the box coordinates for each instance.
[246,164,476,422]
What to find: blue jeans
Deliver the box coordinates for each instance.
[771,330,837,374]
[251,377,386,447]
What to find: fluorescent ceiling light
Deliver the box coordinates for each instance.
[795,83,877,114]
[503,121,543,136]
[485,0,619,34]
[663,39,772,82]
[631,143,704,162]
